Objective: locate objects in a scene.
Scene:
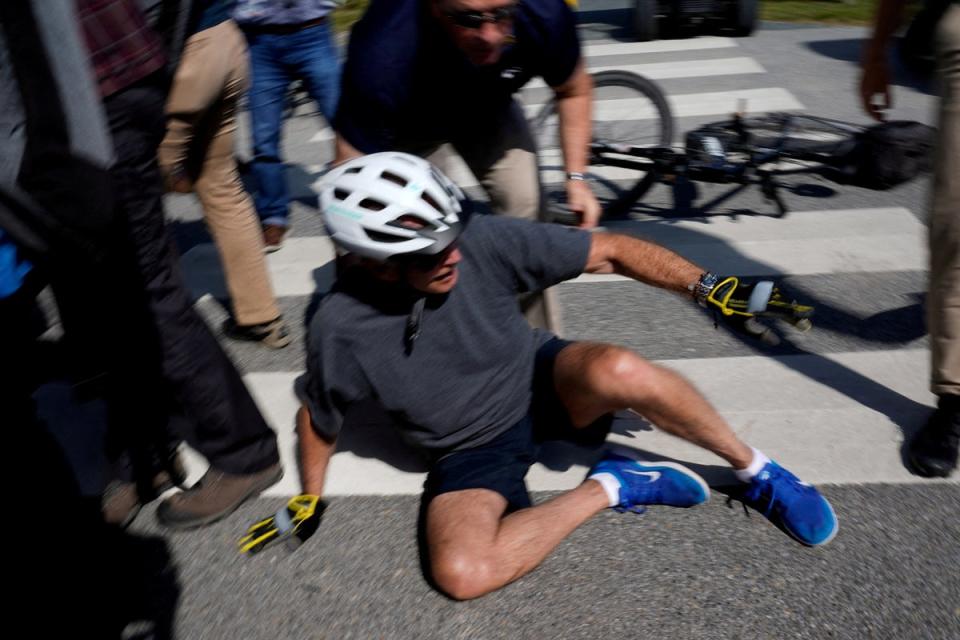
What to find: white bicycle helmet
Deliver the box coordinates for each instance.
[318,152,468,262]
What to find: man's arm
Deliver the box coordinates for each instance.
[552,61,601,229]
[297,405,337,496]
[860,0,909,121]
[583,231,702,297]
[333,133,364,167]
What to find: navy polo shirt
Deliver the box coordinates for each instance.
[334,0,581,152]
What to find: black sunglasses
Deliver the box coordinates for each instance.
[445,4,517,29]
[395,242,459,271]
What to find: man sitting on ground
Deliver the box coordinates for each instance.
[295,152,838,600]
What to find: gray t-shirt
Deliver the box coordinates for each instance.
[296,215,592,455]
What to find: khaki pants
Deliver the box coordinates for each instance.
[159,20,280,326]
[418,101,563,333]
[931,5,960,395]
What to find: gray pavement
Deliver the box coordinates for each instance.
[130,485,960,640]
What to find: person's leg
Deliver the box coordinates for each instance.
[552,341,838,546]
[187,22,285,331]
[244,30,291,231]
[104,75,280,503]
[425,485,608,601]
[913,3,960,476]
[553,342,753,467]
[158,27,227,188]
[288,21,341,124]
[453,103,562,331]
[454,101,542,221]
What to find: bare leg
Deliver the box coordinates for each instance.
[554,342,753,469]
[426,484,608,600]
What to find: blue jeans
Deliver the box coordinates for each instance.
[244,22,340,227]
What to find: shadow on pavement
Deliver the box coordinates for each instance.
[28,411,181,639]
[804,38,935,95]
[599,213,932,458]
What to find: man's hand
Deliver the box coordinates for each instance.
[860,54,892,122]
[567,178,601,228]
[700,275,814,346]
[858,0,908,121]
[238,494,326,554]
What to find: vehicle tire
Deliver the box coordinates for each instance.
[531,70,674,225]
[732,0,757,37]
[634,0,658,42]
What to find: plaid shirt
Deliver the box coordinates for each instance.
[76,0,167,98]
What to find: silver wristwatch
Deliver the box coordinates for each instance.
[690,271,720,306]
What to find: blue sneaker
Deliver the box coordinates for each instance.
[588,452,710,513]
[741,461,838,546]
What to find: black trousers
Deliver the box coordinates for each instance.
[101,73,279,475]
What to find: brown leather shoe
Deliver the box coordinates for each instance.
[102,454,188,528]
[156,463,283,529]
[262,224,287,253]
[102,481,143,528]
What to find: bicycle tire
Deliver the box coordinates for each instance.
[731,0,757,37]
[633,0,658,42]
[532,69,674,225]
[739,113,861,161]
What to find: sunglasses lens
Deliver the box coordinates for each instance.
[453,12,485,28]
[449,6,515,29]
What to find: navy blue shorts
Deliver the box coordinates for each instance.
[423,338,612,511]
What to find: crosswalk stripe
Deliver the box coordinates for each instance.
[524,87,804,121]
[179,208,925,299]
[524,57,765,90]
[176,349,952,497]
[582,36,738,58]
[574,206,925,279]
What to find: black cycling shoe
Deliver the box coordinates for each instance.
[908,394,960,478]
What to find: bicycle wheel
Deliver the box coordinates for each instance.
[740,113,861,160]
[532,70,674,225]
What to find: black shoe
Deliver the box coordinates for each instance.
[223,316,291,349]
[908,394,960,478]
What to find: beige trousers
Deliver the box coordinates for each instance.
[420,101,563,333]
[158,20,280,326]
[931,5,960,395]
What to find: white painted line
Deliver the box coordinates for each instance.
[180,236,338,300]
[530,349,945,489]
[179,207,924,299]
[570,207,926,280]
[582,37,738,58]
[669,87,805,118]
[524,57,765,90]
[526,87,804,121]
[176,349,952,496]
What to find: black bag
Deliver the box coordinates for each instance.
[845,121,936,190]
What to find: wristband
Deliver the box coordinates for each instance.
[566,171,586,181]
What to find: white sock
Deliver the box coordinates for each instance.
[734,447,771,483]
[588,472,621,507]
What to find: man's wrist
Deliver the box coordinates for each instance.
[689,271,720,306]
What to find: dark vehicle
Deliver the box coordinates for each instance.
[633,0,758,42]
